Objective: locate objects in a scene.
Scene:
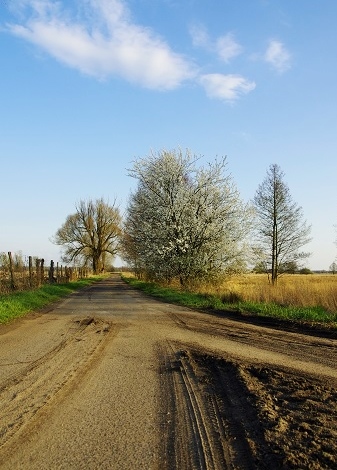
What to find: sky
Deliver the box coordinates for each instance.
[0,0,336,270]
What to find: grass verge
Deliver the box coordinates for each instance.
[123,276,337,329]
[0,276,104,324]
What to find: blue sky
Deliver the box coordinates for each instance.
[1,0,336,270]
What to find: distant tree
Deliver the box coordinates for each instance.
[0,252,10,270]
[12,251,25,269]
[329,261,337,274]
[122,149,252,286]
[53,198,121,274]
[252,261,268,274]
[279,260,299,274]
[253,164,311,285]
[299,267,312,275]
[0,251,25,270]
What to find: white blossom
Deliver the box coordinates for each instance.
[122,149,251,285]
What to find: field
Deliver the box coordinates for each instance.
[124,273,337,326]
[201,273,337,313]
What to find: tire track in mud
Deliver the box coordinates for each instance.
[158,342,280,470]
[159,341,337,469]
[0,316,114,449]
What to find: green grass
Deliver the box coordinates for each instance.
[229,300,336,323]
[123,276,337,328]
[0,277,104,324]
[3,275,336,328]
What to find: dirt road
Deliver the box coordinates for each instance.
[0,275,336,469]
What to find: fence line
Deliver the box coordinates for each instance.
[0,252,91,294]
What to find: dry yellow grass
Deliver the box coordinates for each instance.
[198,274,337,314]
[124,271,337,314]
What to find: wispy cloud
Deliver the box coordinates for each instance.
[6,0,196,90]
[189,23,253,103]
[189,23,209,49]
[189,23,243,63]
[216,33,243,63]
[264,40,291,73]
[199,74,256,103]
[5,0,256,103]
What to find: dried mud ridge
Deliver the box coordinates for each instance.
[159,344,337,470]
[0,316,111,451]
[208,309,337,340]
[170,312,337,371]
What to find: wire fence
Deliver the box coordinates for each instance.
[0,251,91,294]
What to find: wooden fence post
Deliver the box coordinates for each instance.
[36,258,41,287]
[0,254,77,291]
[8,252,16,290]
[40,259,44,284]
[29,256,33,288]
[49,260,56,283]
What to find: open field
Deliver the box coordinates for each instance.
[207,273,337,314]
[123,273,337,327]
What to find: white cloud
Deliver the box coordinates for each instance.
[216,33,243,63]
[189,23,210,49]
[264,40,291,73]
[6,1,256,103]
[199,74,256,103]
[6,0,196,90]
[190,24,242,63]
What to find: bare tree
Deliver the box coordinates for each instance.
[53,198,121,274]
[253,164,311,285]
[329,261,337,274]
[122,149,251,286]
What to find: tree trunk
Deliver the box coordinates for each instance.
[92,254,101,274]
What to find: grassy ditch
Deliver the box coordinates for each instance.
[0,276,104,324]
[123,276,337,329]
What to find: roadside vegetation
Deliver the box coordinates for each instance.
[2,151,335,329]
[0,276,105,324]
[121,151,312,290]
[123,273,337,327]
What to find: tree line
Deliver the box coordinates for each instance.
[53,149,312,286]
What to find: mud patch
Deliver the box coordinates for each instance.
[159,344,337,469]
[241,364,337,469]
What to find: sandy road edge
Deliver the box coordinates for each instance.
[0,321,120,465]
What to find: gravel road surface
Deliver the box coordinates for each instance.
[0,275,336,469]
